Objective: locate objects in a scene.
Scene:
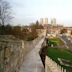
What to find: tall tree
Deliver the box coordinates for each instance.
[0,0,12,25]
[36,20,39,25]
[71,30,72,35]
[60,28,67,34]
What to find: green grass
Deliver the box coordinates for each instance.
[47,48,72,72]
[47,37,64,46]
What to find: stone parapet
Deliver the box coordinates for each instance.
[0,36,43,72]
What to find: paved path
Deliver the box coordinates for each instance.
[19,38,44,72]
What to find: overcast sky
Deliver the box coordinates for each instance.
[8,0,72,26]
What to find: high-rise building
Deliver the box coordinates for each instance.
[40,18,43,25]
[51,18,56,26]
[40,18,48,25]
[44,18,48,24]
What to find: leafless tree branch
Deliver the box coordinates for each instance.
[0,0,12,25]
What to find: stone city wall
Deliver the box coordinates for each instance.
[45,56,67,72]
[0,36,43,72]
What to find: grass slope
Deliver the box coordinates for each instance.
[47,48,72,72]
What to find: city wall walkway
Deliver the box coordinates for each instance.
[19,38,45,72]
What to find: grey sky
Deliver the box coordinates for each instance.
[8,0,72,26]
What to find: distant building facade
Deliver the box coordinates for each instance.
[40,18,48,25]
[51,18,56,26]
[40,18,44,25]
[44,18,48,24]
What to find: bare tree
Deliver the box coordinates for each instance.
[0,0,12,25]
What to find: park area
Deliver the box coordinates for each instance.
[46,37,64,46]
[46,37,72,72]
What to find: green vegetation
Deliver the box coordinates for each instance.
[46,37,72,72]
[47,37,64,46]
[0,21,43,41]
[47,48,72,72]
